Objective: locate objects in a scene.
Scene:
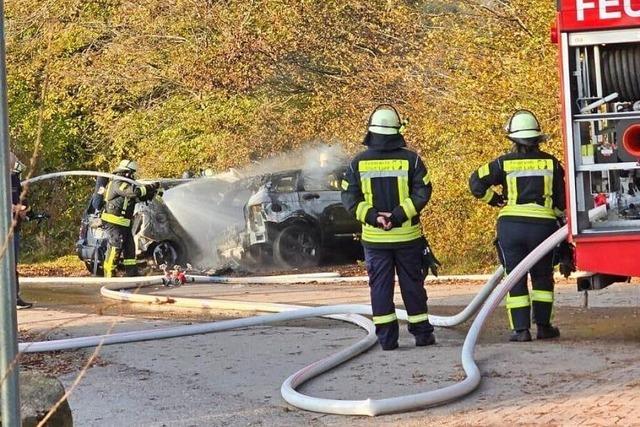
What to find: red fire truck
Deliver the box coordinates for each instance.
[554,0,640,289]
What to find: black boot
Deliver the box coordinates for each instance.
[381,342,398,351]
[415,333,436,346]
[537,324,560,339]
[509,329,532,342]
[16,296,33,310]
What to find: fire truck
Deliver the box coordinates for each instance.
[554,0,640,289]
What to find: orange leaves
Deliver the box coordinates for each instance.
[5,0,562,271]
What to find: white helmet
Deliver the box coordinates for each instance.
[368,105,402,135]
[115,159,138,173]
[9,152,25,174]
[505,110,545,144]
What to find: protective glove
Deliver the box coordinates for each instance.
[143,182,160,198]
[491,193,506,208]
[422,240,442,278]
[553,240,575,278]
[27,212,50,224]
[388,213,403,228]
[146,181,160,191]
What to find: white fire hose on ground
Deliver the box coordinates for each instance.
[18,225,566,416]
[18,171,567,415]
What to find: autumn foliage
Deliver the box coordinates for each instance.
[6,0,561,272]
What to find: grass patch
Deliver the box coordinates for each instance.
[18,255,89,277]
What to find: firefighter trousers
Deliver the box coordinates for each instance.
[364,242,434,349]
[103,223,137,277]
[13,231,20,294]
[496,218,558,331]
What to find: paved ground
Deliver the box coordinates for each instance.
[17,277,640,426]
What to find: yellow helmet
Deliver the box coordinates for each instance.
[115,159,138,174]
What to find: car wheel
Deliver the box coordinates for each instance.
[84,261,104,277]
[84,245,105,276]
[273,224,321,269]
[238,244,274,271]
[152,241,180,267]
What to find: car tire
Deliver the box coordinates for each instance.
[84,261,104,277]
[273,224,321,269]
[242,245,269,269]
[152,241,181,267]
[84,244,105,276]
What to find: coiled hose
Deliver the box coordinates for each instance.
[602,44,640,102]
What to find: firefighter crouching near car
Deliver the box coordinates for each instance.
[469,110,566,342]
[101,160,159,277]
[342,104,438,350]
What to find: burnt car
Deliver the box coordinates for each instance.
[76,179,197,276]
[218,167,362,268]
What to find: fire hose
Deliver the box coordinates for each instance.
[19,235,562,417]
[18,171,567,415]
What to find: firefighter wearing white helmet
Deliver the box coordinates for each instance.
[469,109,567,342]
[368,108,402,135]
[342,104,438,350]
[101,159,159,277]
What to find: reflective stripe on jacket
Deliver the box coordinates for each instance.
[469,151,566,222]
[101,180,152,227]
[342,147,432,247]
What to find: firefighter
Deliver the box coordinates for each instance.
[342,104,438,350]
[9,152,33,309]
[101,160,159,277]
[469,110,566,342]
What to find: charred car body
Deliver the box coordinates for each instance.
[78,166,363,274]
[219,168,362,268]
[76,179,197,276]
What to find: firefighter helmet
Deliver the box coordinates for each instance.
[115,159,138,174]
[368,105,402,135]
[14,158,25,174]
[9,152,25,174]
[505,110,546,144]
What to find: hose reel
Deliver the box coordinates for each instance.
[600,45,640,161]
[602,44,640,103]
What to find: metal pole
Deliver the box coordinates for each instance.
[0,0,21,424]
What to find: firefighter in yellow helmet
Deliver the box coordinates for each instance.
[101,160,159,277]
[342,105,439,350]
[469,110,566,342]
